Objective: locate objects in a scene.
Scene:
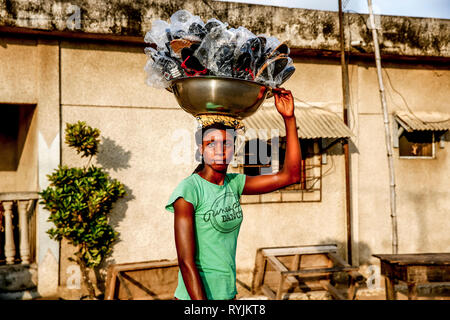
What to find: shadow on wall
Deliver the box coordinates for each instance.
[93,185,135,297]
[92,136,135,295]
[97,136,132,172]
[0,264,39,300]
[316,238,373,266]
[322,138,360,157]
[314,239,373,288]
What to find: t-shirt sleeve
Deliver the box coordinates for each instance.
[165,179,199,213]
[227,173,247,198]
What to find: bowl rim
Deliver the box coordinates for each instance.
[165,76,273,98]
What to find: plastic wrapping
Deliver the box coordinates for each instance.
[194,25,235,77]
[170,10,205,40]
[144,20,171,51]
[145,47,185,82]
[144,59,170,89]
[263,36,282,55]
[144,10,294,89]
[205,18,228,33]
[256,56,295,88]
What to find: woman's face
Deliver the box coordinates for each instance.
[200,128,235,172]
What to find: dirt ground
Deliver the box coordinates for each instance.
[234,271,450,300]
[31,271,450,300]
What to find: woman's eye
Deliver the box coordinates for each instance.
[208,142,216,148]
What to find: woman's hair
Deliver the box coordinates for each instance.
[193,123,237,173]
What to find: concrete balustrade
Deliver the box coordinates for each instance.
[0,192,38,265]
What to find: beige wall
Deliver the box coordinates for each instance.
[60,41,176,108]
[0,38,37,104]
[356,61,450,266]
[1,37,449,295]
[0,38,39,192]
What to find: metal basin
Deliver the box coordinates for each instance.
[167,77,272,119]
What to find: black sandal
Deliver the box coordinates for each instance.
[255,54,289,85]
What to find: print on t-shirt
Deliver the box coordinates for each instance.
[203,192,243,233]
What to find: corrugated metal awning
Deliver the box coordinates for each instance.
[242,104,354,139]
[395,111,450,132]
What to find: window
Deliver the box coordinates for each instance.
[238,137,322,202]
[279,138,322,193]
[242,138,272,176]
[0,104,35,171]
[399,131,434,159]
[394,111,449,159]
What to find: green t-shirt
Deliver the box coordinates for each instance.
[165,172,246,300]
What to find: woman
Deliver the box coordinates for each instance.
[165,88,301,300]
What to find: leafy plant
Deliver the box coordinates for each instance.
[39,121,126,299]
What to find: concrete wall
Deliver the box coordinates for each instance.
[57,42,350,283]
[1,1,449,58]
[0,37,61,297]
[356,61,450,263]
[58,42,450,295]
[0,38,38,192]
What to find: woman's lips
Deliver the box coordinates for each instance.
[210,159,229,165]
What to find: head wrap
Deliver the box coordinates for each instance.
[195,114,244,130]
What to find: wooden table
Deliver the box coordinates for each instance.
[105,259,179,300]
[373,253,450,300]
[252,244,365,300]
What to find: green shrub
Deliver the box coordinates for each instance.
[39,121,126,299]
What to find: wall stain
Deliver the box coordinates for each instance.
[0,0,448,57]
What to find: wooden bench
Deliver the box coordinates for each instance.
[251,244,364,300]
[105,259,179,300]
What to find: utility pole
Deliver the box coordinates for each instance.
[338,0,353,265]
[367,0,398,254]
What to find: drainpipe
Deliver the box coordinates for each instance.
[338,0,353,265]
[367,0,398,254]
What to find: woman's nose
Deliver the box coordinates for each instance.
[214,143,225,155]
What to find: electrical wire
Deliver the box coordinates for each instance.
[345,11,357,132]
[343,8,449,125]
[293,96,316,107]
[383,68,450,123]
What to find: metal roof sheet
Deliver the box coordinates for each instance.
[395,111,450,132]
[242,103,354,139]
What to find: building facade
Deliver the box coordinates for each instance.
[0,0,449,299]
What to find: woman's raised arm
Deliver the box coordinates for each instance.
[242,88,302,195]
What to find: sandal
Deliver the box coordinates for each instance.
[170,39,200,58]
[188,22,207,39]
[278,65,295,85]
[255,54,289,85]
[181,46,208,76]
[267,42,289,59]
[212,43,236,77]
[150,50,185,81]
[233,37,264,80]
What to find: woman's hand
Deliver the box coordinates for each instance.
[273,88,295,118]
[242,87,302,195]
